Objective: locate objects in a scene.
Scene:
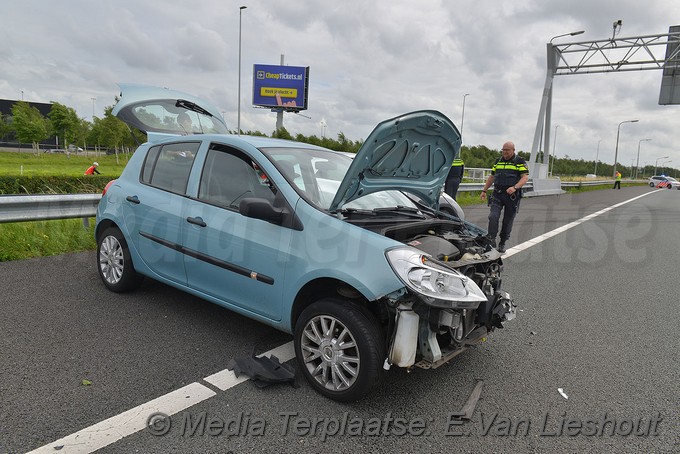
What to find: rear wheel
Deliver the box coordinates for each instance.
[294,298,384,402]
[97,227,143,292]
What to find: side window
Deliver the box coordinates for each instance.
[198,146,276,209]
[140,145,161,184]
[144,142,200,194]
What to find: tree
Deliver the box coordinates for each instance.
[11,102,49,152]
[48,102,80,147]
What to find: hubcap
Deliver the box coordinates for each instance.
[301,315,360,391]
[99,235,124,285]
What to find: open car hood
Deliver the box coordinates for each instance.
[111,83,229,142]
[329,110,461,211]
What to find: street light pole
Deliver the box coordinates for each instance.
[237,5,247,136]
[594,139,602,175]
[654,155,669,176]
[91,97,96,120]
[550,124,559,177]
[549,30,586,44]
[460,93,469,143]
[613,119,638,177]
[635,138,651,179]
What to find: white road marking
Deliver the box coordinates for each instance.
[27,382,216,454]
[27,191,660,453]
[27,342,294,453]
[502,190,659,259]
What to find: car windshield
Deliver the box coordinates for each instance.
[261,147,418,211]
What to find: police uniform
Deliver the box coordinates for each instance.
[487,154,528,248]
[444,157,465,200]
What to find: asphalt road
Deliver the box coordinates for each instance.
[1,186,679,453]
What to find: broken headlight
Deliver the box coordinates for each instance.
[386,247,487,308]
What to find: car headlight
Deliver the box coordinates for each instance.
[386,247,487,308]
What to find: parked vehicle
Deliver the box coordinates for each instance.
[95,84,516,401]
[650,175,680,189]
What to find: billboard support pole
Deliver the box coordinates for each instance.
[276,54,285,132]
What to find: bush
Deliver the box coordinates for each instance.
[0,176,112,194]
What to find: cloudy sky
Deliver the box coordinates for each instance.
[1,0,678,169]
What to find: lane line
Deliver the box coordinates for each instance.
[502,190,659,259]
[27,382,216,454]
[27,342,294,453]
[27,191,659,453]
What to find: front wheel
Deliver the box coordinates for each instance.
[294,298,384,402]
[97,227,143,292]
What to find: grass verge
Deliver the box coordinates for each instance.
[0,218,96,262]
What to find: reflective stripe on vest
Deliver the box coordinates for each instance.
[451,158,464,167]
[491,162,528,172]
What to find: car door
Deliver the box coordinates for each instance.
[181,143,293,321]
[122,141,201,284]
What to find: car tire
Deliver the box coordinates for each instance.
[97,227,143,292]
[649,182,654,187]
[294,298,384,402]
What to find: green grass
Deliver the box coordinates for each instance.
[0,218,96,262]
[0,151,129,177]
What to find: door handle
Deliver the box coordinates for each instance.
[186,216,207,227]
[126,195,140,204]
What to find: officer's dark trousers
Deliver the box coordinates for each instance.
[488,190,520,242]
[444,176,462,200]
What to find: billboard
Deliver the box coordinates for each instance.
[252,64,309,111]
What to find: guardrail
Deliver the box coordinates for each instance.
[0,194,101,224]
[0,179,639,224]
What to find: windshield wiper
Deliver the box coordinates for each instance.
[176,99,213,117]
[372,206,427,219]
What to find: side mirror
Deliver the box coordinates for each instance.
[239,198,284,224]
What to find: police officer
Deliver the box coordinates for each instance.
[444,156,465,200]
[480,141,529,252]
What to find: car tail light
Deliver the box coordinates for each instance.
[102,179,117,196]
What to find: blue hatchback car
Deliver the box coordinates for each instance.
[96,84,516,401]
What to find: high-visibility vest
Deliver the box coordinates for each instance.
[448,158,465,178]
[491,154,528,188]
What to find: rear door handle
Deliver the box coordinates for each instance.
[126,195,140,204]
[186,216,207,227]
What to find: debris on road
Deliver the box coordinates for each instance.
[558,387,569,399]
[456,379,484,420]
[227,348,297,388]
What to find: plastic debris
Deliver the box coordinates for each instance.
[557,388,569,399]
[227,348,297,388]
